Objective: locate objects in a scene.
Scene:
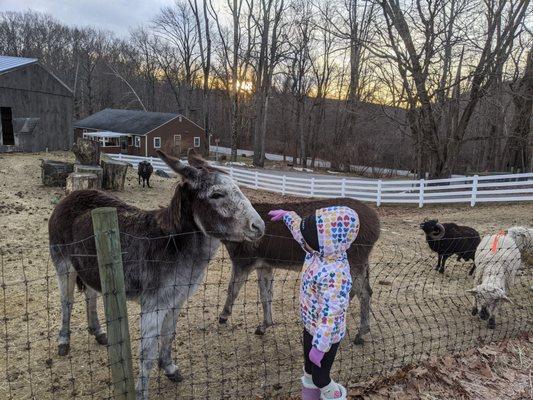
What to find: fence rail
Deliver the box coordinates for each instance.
[110,153,533,207]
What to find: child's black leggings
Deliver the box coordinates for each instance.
[303,329,340,388]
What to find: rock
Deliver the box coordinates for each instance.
[72,138,100,165]
[156,169,170,178]
[41,160,74,187]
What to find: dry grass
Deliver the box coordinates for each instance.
[0,151,531,399]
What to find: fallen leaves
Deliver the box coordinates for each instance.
[346,333,531,400]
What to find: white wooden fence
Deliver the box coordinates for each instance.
[111,153,533,207]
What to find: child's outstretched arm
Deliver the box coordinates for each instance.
[268,209,307,250]
[311,264,351,353]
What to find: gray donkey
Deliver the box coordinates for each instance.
[48,150,264,399]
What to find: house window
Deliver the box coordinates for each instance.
[174,134,181,146]
[0,107,14,146]
[134,136,141,147]
[154,137,161,149]
[194,137,200,148]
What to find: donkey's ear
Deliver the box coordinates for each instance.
[157,149,199,182]
[187,148,208,168]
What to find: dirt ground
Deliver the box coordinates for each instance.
[0,151,531,400]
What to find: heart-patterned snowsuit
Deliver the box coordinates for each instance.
[282,206,360,352]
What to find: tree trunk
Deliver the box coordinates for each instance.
[66,173,99,195]
[508,46,532,172]
[100,159,129,191]
[41,160,74,187]
[72,138,100,165]
[74,164,103,188]
[298,98,307,167]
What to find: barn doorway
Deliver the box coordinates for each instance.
[1,107,15,146]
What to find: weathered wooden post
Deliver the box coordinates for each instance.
[92,207,135,400]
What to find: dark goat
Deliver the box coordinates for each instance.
[420,219,481,274]
[138,161,153,188]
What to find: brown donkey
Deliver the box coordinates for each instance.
[48,150,264,399]
[221,198,380,344]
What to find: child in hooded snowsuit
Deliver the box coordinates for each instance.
[268,206,360,400]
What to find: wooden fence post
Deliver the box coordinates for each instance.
[282,175,286,195]
[341,178,346,197]
[376,180,382,207]
[92,207,135,400]
[310,177,315,196]
[254,170,259,189]
[419,179,425,208]
[470,175,478,207]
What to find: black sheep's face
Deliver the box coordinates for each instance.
[420,219,438,235]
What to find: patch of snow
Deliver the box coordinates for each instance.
[224,161,248,167]
[293,167,314,173]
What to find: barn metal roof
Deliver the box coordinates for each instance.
[74,108,181,136]
[0,55,38,74]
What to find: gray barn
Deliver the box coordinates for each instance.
[0,55,73,152]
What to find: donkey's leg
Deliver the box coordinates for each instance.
[353,262,372,345]
[84,286,108,345]
[158,307,182,382]
[136,306,166,400]
[56,261,77,356]
[219,261,254,323]
[255,266,274,335]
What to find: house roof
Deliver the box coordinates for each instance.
[0,55,38,74]
[74,108,180,136]
[84,131,129,139]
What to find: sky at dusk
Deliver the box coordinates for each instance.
[0,0,173,36]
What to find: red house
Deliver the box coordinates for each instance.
[74,108,206,157]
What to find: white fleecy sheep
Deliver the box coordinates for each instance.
[468,226,532,329]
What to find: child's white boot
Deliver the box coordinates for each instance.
[319,380,347,400]
[301,370,320,400]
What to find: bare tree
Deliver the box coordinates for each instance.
[250,0,287,166]
[153,1,201,116]
[374,0,530,177]
[507,43,532,172]
[189,0,212,153]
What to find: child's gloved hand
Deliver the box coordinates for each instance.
[309,347,325,367]
[268,209,288,221]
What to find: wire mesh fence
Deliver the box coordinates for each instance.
[1,232,531,399]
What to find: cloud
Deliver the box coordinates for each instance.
[0,0,170,37]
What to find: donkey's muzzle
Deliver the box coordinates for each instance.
[248,218,265,240]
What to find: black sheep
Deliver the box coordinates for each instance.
[137,161,153,188]
[420,219,481,274]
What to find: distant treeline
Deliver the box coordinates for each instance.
[0,2,530,176]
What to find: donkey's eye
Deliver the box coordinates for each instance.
[210,192,225,199]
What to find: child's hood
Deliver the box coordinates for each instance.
[315,206,359,257]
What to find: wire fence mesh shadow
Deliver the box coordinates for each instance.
[1,233,531,399]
